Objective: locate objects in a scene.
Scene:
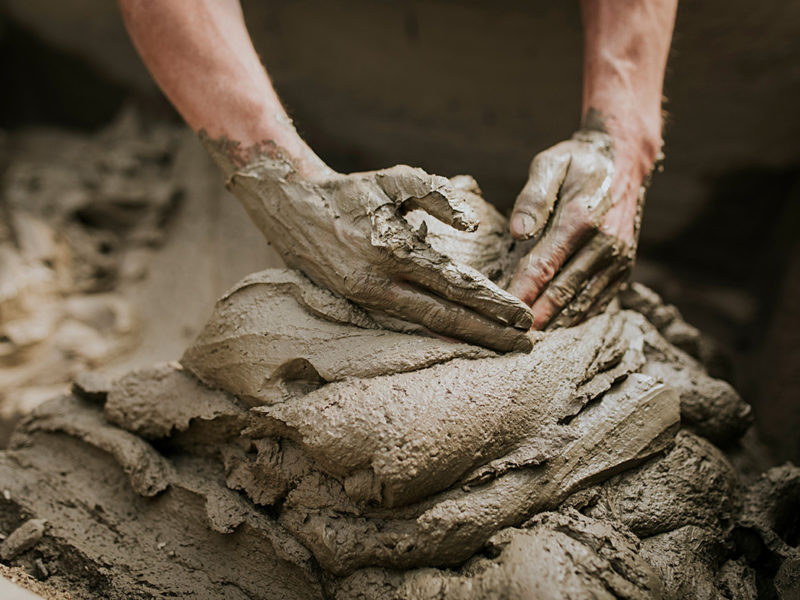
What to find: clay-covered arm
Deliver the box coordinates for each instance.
[117,0,533,352]
[508,0,677,329]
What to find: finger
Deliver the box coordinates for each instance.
[582,274,628,321]
[528,233,618,329]
[548,256,631,329]
[364,280,533,353]
[449,174,482,195]
[506,199,598,307]
[375,165,478,232]
[392,239,533,330]
[510,149,571,240]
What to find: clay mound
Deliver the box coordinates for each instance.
[0,184,784,599]
[0,268,787,599]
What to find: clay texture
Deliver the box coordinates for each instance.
[0,178,787,599]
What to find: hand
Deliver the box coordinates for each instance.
[226,154,533,352]
[507,129,648,329]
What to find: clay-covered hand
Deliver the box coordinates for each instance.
[225,154,533,352]
[507,130,646,329]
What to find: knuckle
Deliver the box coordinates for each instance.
[563,198,590,221]
[516,184,545,210]
[530,144,570,171]
[545,282,575,307]
[563,202,600,234]
[526,255,558,287]
[339,270,374,298]
[379,164,405,178]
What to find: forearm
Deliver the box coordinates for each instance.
[118,0,328,175]
[580,0,677,175]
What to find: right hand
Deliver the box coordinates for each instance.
[226,155,533,352]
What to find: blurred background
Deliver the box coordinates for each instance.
[0,0,798,462]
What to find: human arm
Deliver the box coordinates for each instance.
[117,0,328,176]
[508,0,677,328]
[118,0,533,351]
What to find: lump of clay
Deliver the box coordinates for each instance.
[0,177,773,599]
[589,430,739,538]
[734,463,800,598]
[274,373,678,575]
[181,269,493,406]
[243,305,650,508]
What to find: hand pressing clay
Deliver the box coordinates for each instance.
[508,129,641,329]
[203,136,532,353]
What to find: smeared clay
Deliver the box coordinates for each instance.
[105,362,245,438]
[334,509,666,600]
[591,430,739,539]
[12,394,174,497]
[244,309,646,508]
[275,374,678,575]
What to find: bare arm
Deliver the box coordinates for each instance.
[508,0,677,328]
[118,0,329,176]
[581,0,675,182]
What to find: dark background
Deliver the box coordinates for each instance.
[1,0,798,461]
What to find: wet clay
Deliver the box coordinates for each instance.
[0,178,792,599]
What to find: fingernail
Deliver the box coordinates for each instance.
[513,309,533,330]
[510,213,535,238]
[512,335,533,353]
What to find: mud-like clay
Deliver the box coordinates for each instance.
[0,176,791,599]
[181,269,494,406]
[335,509,666,600]
[584,430,739,538]
[104,362,245,438]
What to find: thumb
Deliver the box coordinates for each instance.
[376,165,478,232]
[510,149,571,240]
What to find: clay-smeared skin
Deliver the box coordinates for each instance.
[508,128,641,329]
[201,135,533,353]
[507,0,677,330]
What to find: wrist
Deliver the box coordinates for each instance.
[582,102,662,179]
[199,127,333,184]
[250,111,334,180]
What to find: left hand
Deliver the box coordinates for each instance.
[507,129,650,329]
